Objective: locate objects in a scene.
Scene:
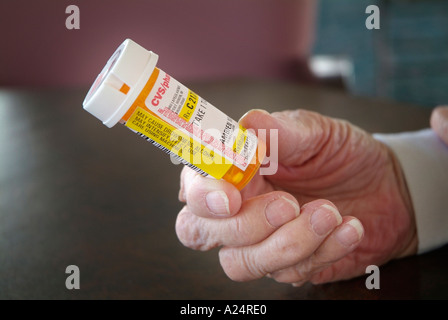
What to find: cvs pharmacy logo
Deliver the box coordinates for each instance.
[151,74,171,106]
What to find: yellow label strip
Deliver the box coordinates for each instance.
[232,125,247,154]
[126,107,232,179]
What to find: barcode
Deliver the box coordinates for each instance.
[136,132,208,177]
[220,116,236,145]
[243,131,257,161]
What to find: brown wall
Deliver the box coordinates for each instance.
[0,0,316,87]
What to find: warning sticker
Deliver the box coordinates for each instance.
[126,107,232,179]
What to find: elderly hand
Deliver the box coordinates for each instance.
[175,109,417,286]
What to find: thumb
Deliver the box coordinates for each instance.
[430,106,448,146]
[239,109,331,166]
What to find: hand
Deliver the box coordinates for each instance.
[431,106,448,146]
[175,109,417,286]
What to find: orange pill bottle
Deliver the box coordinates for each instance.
[83,39,265,190]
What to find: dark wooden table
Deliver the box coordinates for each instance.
[0,80,446,299]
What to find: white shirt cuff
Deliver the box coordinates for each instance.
[373,129,448,254]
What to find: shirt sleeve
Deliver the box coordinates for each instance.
[373,129,448,254]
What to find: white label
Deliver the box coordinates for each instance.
[144,69,258,172]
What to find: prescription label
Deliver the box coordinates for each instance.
[144,69,259,172]
[126,107,232,179]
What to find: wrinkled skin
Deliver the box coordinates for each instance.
[175,106,446,286]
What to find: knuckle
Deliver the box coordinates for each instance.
[283,266,311,285]
[175,209,215,251]
[240,249,265,280]
[269,266,311,286]
[309,246,333,265]
[219,248,264,282]
[270,266,311,285]
[218,249,239,280]
[230,214,255,245]
[272,233,304,262]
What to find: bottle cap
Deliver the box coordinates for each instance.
[83,39,159,127]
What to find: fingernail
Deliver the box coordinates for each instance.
[238,109,270,122]
[251,109,270,115]
[310,204,343,236]
[205,191,230,216]
[265,196,300,228]
[335,219,364,247]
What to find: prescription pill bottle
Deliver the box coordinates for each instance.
[83,39,265,190]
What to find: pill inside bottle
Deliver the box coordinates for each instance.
[83,39,265,190]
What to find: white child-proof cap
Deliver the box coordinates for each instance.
[83,39,159,127]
